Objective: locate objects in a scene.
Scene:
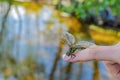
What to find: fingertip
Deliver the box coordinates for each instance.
[62,54,66,59]
[63,48,95,62]
[63,55,71,62]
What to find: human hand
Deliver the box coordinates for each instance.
[63,42,120,79]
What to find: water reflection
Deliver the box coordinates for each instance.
[0,2,113,80]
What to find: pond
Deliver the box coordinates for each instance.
[0,1,117,80]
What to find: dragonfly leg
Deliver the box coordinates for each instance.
[70,54,76,60]
[66,54,76,61]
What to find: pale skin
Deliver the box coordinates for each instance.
[64,42,120,79]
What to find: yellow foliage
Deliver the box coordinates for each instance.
[13,1,47,13]
[22,74,36,80]
[4,68,12,77]
[57,12,82,33]
[24,2,40,13]
[89,25,120,45]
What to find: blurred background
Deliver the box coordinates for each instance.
[0,0,120,80]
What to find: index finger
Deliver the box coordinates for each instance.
[63,45,116,62]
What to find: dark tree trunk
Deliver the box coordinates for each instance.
[49,42,63,80]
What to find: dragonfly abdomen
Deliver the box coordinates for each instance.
[66,47,77,56]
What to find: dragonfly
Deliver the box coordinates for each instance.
[62,31,95,59]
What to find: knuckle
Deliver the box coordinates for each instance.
[89,47,98,60]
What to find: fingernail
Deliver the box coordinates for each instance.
[62,54,66,59]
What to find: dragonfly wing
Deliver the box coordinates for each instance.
[62,31,75,46]
[75,41,95,48]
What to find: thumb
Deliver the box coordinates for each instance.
[64,45,116,62]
